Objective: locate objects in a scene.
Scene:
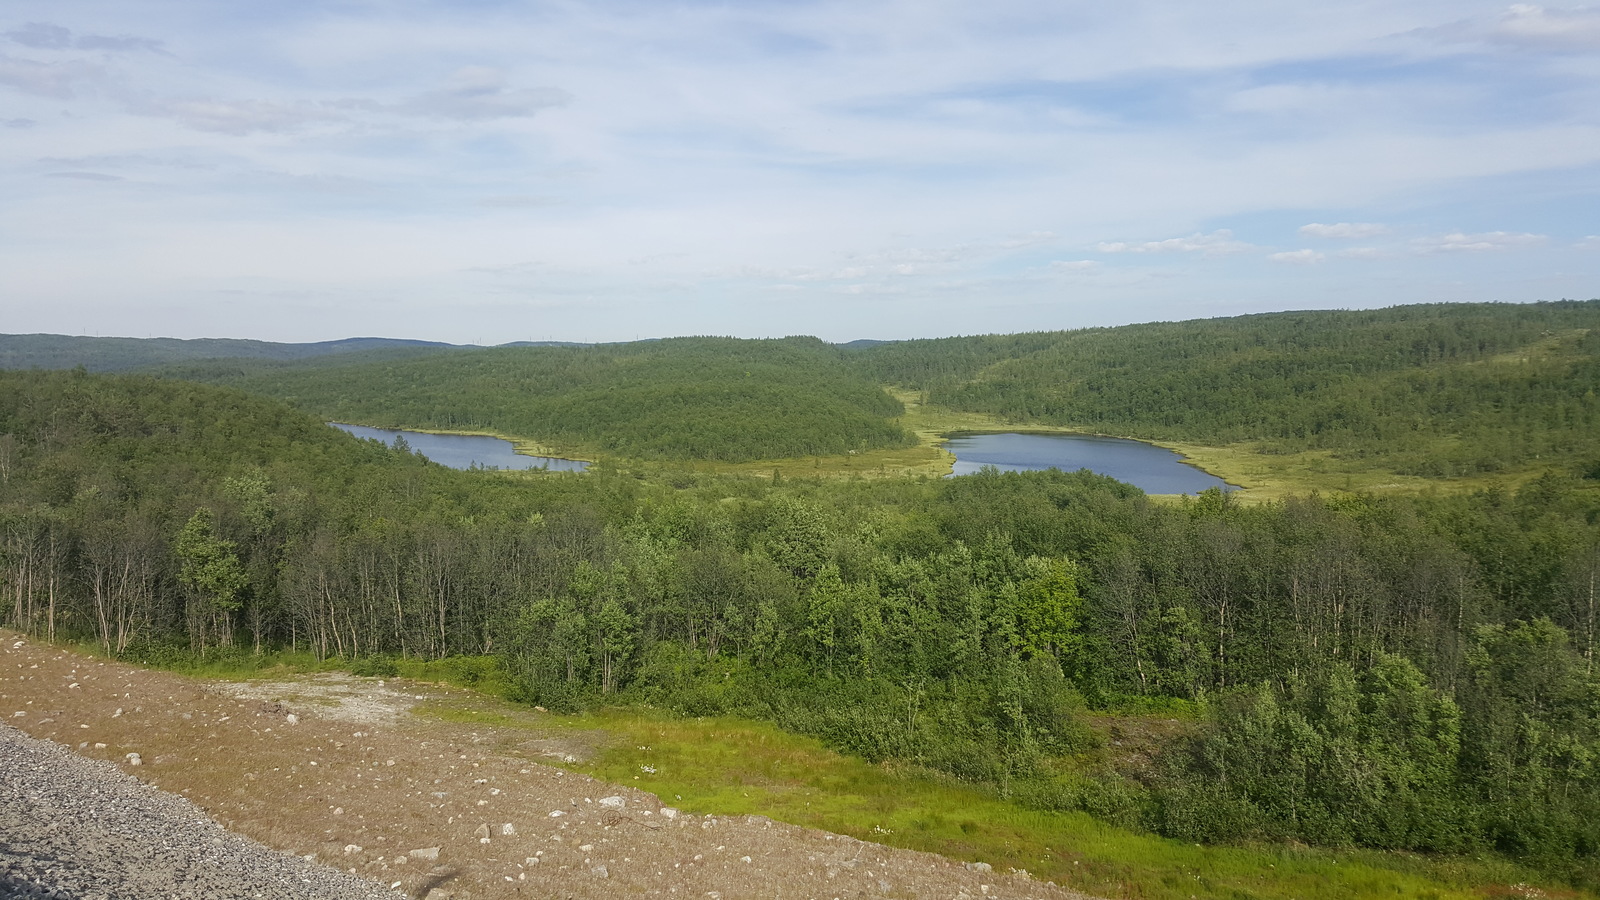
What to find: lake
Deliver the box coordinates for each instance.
[942,432,1235,494]
[330,424,588,472]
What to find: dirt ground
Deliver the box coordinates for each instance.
[0,631,1096,900]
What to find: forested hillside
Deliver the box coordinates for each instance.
[856,300,1600,477]
[3,370,1598,885]
[169,336,915,462]
[0,333,462,372]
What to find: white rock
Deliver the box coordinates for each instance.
[408,847,440,862]
[591,865,609,878]
[474,824,490,840]
[660,807,678,819]
[112,708,122,717]
[579,844,594,852]
[501,823,516,836]
[525,857,540,865]
[125,753,141,766]
[740,856,752,863]
[343,844,363,855]
[285,714,299,725]
[597,795,626,809]
[548,810,566,818]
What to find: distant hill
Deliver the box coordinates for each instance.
[0,334,463,373]
[855,300,1600,478]
[169,335,915,463]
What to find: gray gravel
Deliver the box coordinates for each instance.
[0,724,401,900]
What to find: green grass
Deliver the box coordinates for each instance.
[418,701,1579,900]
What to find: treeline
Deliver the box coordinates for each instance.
[165,336,914,462]
[3,370,1599,881]
[855,300,1600,477]
[0,333,459,372]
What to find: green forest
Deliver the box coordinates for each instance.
[3,317,1600,893]
[855,300,1600,479]
[163,335,915,462]
[92,300,1600,486]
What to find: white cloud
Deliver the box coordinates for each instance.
[131,97,342,135]
[1338,247,1391,260]
[1412,231,1548,253]
[1577,235,1600,248]
[5,23,72,49]
[4,22,164,53]
[1490,4,1600,51]
[46,171,122,181]
[1299,222,1390,239]
[1268,249,1326,265]
[1095,229,1251,256]
[1050,259,1100,272]
[397,67,569,121]
[0,53,99,98]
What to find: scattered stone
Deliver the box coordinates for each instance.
[343,844,363,855]
[597,795,625,809]
[590,865,608,878]
[660,807,679,819]
[285,714,299,725]
[500,823,516,836]
[409,847,440,862]
[579,844,594,852]
[125,752,141,766]
[966,861,993,873]
[548,810,566,818]
[474,824,490,840]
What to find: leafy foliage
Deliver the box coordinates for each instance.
[858,300,1600,476]
[168,335,913,462]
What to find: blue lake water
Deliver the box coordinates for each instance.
[942,432,1235,494]
[331,424,588,472]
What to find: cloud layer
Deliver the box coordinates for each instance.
[0,1,1595,342]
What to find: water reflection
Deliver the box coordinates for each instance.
[943,432,1233,494]
[331,423,587,472]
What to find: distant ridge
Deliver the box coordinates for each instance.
[0,332,903,372]
[0,333,466,373]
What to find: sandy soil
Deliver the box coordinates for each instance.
[0,632,1097,900]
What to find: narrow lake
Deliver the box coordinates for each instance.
[942,432,1235,494]
[330,424,588,472]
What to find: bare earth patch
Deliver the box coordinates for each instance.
[1,632,1097,900]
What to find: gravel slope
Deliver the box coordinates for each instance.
[1,633,1098,900]
[0,722,400,900]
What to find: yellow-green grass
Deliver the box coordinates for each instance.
[416,700,1579,900]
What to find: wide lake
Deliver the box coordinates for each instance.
[942,432,1235,494]
[330,424,588,472]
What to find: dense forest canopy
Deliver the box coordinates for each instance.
[855,300,1600,477]
[7,301,1597,477]
[0,334,463,372]
[161,335,915,462]
[2,367,1598,885]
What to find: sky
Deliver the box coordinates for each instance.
[1,1,1597,344]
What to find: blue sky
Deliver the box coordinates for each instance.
[1,1,1597,343]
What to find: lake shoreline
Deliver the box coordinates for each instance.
[939,430,1240,495]
[329,422,590,472]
